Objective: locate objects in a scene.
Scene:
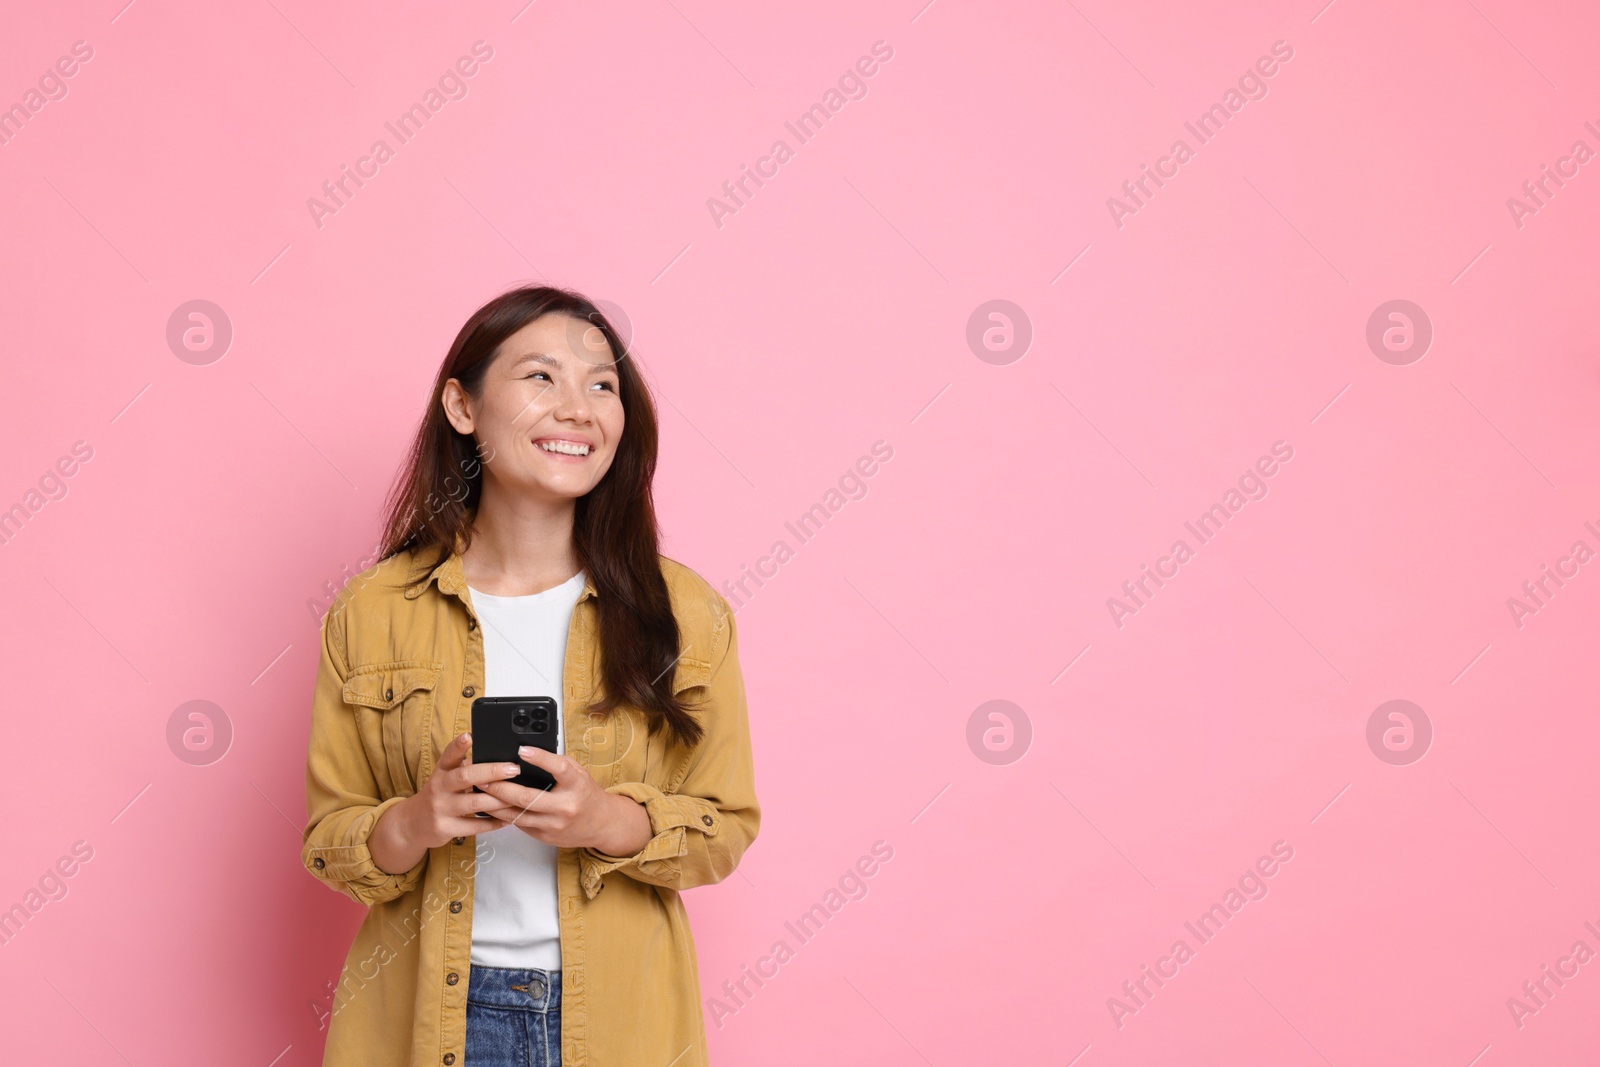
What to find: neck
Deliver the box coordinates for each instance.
[460,478,581,595]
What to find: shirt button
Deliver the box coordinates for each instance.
[462,686,475,698]
[313,857,326,869]
[443,1055,456,1065]
[384,688,394,701]
[446,972,459,985]
[450,900,462,913]
[452,837,465,846]
[468,618,478,630]
[701,815,714,826]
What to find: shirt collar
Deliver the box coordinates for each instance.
[403,537,598,603]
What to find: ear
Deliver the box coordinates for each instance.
[441,378,476,436]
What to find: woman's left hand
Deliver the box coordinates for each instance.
[476,746,653,855]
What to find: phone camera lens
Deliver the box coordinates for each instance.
[513,712,531,729]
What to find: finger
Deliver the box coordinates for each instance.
[479,779,552,814]
[481,807,538,826]
[446,790,516,818]
[476,790,553,831]
[483,808,557,831]
[474,804,516,821]
[435,732,472,773]
[487,816,557,844]
[450,761,524,792]
[518,746,576,784]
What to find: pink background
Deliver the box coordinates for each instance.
[2,0,1598,1063]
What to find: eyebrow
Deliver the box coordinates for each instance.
[508,351,618,374]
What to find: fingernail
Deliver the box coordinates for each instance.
[462,732,472,744]
[503,764,521,777]
[518,746,536,757]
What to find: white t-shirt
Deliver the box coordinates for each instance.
[466,569,586,971]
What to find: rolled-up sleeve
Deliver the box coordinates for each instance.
[578,600,759,900]
[301,599,427,906]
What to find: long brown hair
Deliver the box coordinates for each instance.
[376,285,704,749]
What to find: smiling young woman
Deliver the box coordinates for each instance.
[301,286,760,1067]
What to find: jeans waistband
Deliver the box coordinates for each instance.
[467,965,562,1011]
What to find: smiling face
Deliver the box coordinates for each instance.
[442,311,625,505]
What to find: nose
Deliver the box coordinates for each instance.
[550,379,593,423]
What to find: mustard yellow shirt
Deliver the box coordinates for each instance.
[301,543,759,1067]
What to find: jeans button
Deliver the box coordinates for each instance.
[529,978,545,998]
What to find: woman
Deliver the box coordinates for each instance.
[302,285,759,1067]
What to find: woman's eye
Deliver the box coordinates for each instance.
[526,371,550,381]
[592,380,617,392]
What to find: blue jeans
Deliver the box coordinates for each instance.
[465,965,562,1067]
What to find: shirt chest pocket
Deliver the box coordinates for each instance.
[582,654,711,787]
[342,662,444,800]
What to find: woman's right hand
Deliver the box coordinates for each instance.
[369,732,521,874]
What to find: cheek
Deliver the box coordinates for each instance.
[602,405,626,445]
[595,417,625,472]
[498,390,550,438]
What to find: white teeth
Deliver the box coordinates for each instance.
[538,440,590,456]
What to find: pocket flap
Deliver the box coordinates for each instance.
[343,664,442,710]
[671,655,711,694]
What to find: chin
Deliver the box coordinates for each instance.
[523,477,598,500]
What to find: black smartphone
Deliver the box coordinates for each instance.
[471,697,560,811]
